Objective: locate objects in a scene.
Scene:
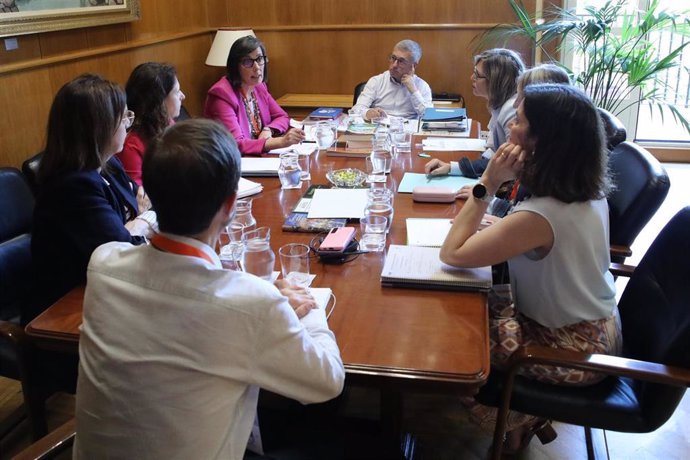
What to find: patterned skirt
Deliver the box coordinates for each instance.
[464,285,623,432]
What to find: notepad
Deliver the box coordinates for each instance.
[237,178,263,198]
[381,245,492,292]
[398,173,478,193]
[241,158,281,176]
[406,218,452,247]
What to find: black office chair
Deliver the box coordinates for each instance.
[607,141,670,263]
[21,151,43,196]
[475,206,690,460]
[597,108,627,151]
[0,167,38,438]
[352,81,367,106]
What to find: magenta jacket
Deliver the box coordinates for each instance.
[203,77,290,155]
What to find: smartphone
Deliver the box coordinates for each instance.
[320,227,356,252]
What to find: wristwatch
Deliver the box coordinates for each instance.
[472,182,494,204]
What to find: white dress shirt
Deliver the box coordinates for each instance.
[352,70,433,118]
[73,234,344,460]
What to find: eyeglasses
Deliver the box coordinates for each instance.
[472,68,487,80]
[239,55,268,68]
[389,54,412,66]
[122,110,135,129]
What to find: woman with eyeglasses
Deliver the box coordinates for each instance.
[117,62,185,186]
[203,35,304,155]
[425,48,525,177]
[28,74,153,323]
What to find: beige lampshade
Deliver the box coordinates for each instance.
[205,28,256,67]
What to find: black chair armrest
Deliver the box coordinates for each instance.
[610,244,632,258]
[11,418,75,460]
[609,262,636,277]
[506,345,690,388]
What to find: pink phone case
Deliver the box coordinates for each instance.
[412,186,457,203]
[320,227,356,252]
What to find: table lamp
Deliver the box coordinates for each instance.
[205,28,256,67]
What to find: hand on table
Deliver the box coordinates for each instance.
[424,158,451,176]
[365,108,387,121]
[275,279,317,319]
[265,128,305,150]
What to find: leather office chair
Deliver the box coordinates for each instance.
[0,167,37,438]
[607,141,670,263]
[597,108,627,150]
[352,81,367,106]
[21,151,43,195]
[476,206,690,460]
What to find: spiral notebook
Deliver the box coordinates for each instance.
[381,245,492,292]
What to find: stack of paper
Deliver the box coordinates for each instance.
[267,144,317,156]
[307,189,369,219]
[237,177,263,198]
[422,137,486,152]
[241,157,281,176]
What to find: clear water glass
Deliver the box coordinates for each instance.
[359,215,387,252]
[241,227,275,281]
[367,187,394,206]
[314,120,336,150]
[364,202,394,233]
[370,148,393,174]
[279,243,311,287]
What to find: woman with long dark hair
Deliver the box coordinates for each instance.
[117,62,185,185]
[441,84,621,454]
[28,74,153,323]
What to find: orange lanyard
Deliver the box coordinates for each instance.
[151,234,215,265]
[509,180,521,203]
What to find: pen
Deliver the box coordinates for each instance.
[418,153,431,158]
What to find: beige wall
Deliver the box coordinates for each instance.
[0,0,542,168]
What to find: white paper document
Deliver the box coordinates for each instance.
[237,177,263,198]
[307,188,369,219]
[406,218,453,247]
[422,137,487,151]
[241,157,281,176]
[267,143,317,156]
[397,172,478,193]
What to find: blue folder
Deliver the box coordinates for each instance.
[421,107,467,122]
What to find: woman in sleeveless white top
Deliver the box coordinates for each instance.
[440,84,622,453]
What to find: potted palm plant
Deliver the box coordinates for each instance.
[476,0,690,134]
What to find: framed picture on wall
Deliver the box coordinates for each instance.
[0,0,140,38]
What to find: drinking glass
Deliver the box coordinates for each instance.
[297,153,311,181]
[370,148,393,174]
[359,215,387,252]
[278,152,302,189]
[367,187,394,206]
[241,227,275,281]
[364,202,394,233]
[279,243,311,287]
[314,120,336,150]
[219,222,245,271]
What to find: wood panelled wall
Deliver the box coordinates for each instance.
[0,0,543,168]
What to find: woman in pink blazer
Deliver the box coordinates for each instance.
[203,35,304,155]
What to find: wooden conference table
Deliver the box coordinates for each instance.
[26,125,489,395]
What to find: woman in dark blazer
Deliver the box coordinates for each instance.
[27,74,154,324]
